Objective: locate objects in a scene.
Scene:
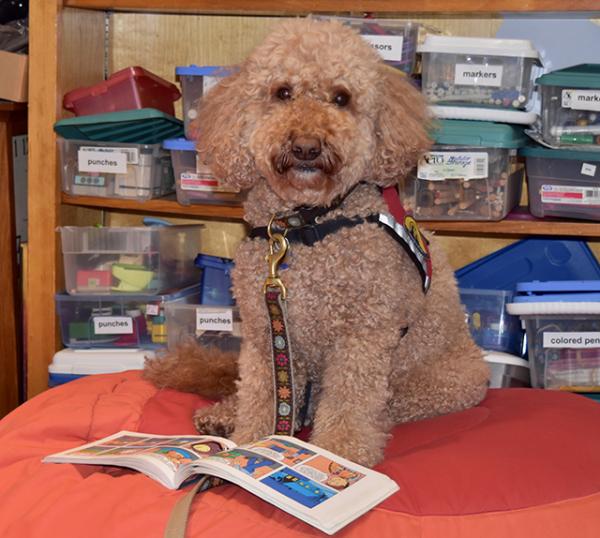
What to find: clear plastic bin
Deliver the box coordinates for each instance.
[162,138,242,205]
[55,284,202,349]
[63,66,181,117]
[59,225,202,295]
[401,120,526,221]
[165,303,241,354]
[418,35,540,110]
[521,146,600,221]
[316,17,419,74]
[537,64,600,148]
[175,65,234,140]
[460,289,524,356]
[60,138,174,201]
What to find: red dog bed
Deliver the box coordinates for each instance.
[1,370,599,537]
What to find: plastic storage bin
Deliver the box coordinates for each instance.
[507,281,600,391]
[418,35,540,110]
[175,65,233,140]
[316,17,418,74]
[483,351,530,388]
[521,146,600,221]
[56,284,201,349]
[162,138,243,205]
[59,138,174,200]
[460,288,524,356]
[536,64,600,148]
[401,120,526,220]
[63,66,181,117]
[59,225,202,295]
[165,303,241,354]
[48,348,151,386]
[195,254,235,305]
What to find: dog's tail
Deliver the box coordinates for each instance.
[142,341,238,400]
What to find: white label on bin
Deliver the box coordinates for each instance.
[540,184,600,205]
[180,171,237,193]
[145,304,159,316]
[196,309,233,332]
[80,146,139,165]
[93,316,134,335]
[361,35,404,62]
[581,163,597,177]
[74,175,106,187]
[543,332,600,348]
[561,89,600,112]
[78,150,128,174]
[454,64,503,87]
[417,152,488,180]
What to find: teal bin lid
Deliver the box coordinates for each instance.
[536,64,600,89]
[54,108,184,144]
[520,144,600,162]
[431,120,528,148]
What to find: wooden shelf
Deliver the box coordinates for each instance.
[64,0,600,14]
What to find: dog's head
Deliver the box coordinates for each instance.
[195,18,431,209]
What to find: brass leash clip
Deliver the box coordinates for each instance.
[263,216,289,299]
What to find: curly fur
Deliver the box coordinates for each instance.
[144,18,489,467]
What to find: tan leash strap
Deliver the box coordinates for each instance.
[163,476,211,538]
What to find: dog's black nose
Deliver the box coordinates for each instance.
[291,136,321,161]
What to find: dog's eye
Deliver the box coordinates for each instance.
[333,90,351,107]
[275,86,292,101]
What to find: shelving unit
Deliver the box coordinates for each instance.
[27,2,600,399]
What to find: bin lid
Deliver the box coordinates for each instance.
[175,65,234,77]
[431,120,528,148]
[194,253,234,271]
[54,108,184,144]
[55,283,202,302]
[163,137,196,151]
[49,348,152,375]
[536,64,600,89]
[507,280,600,315]
[417,35,540,60]
[520,144,600,162]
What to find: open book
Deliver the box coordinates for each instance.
[44,431,398,535]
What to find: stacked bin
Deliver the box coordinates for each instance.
[163,66,244,206]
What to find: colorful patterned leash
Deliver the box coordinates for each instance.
[263,217,296,435]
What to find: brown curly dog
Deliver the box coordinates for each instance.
[145,17,489,467]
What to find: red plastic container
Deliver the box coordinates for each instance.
[63,66,181,116]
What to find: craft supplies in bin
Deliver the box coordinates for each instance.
[48,348,153,386]
[63,66,181,117]
[195,254,235,306]
[59,225,202,295]
[460,289,524,356]
[59,138,174,200]
[484,351,530,388]
[175,65,234,140]
[401,120,526,220]
[536,64,600,148]
[521,146,600,221]
[508,281,600,392]
[165,303,241,354]
[55,284,201,349]
[418,35,541,111]
[162,138,242,205]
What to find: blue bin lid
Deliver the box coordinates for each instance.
[195,254,234,272]
[175,65,234,77]
[163,137,196,151]
[455,239,600,291]
[512,280,600,302]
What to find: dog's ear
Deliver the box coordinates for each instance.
[194,70,261,190]
[371,66,431,187]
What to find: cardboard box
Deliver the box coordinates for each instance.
[0,50,28,102]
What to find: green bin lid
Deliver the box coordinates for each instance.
[536,64,600,89]
[54,108,184,144]
[431,120,528,148]
[519,144,600,162]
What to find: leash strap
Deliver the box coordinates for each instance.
[163,476,212,538]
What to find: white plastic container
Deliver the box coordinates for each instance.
[165,303,241,354]
[59,225,202,295]
[162,138,243,205]
[418,35,541,111]
[59,138,174,200]
[483,351,530,388]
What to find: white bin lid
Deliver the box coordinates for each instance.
[484,350,529,369]
[418,35,540,60]
[49,348,153,375]
[507,302,600,316]
[430,105,538,125]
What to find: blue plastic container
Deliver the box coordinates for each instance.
[195,254,235,306]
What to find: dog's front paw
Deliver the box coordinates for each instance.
[310,431,387,468]
[193,406,234,438]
